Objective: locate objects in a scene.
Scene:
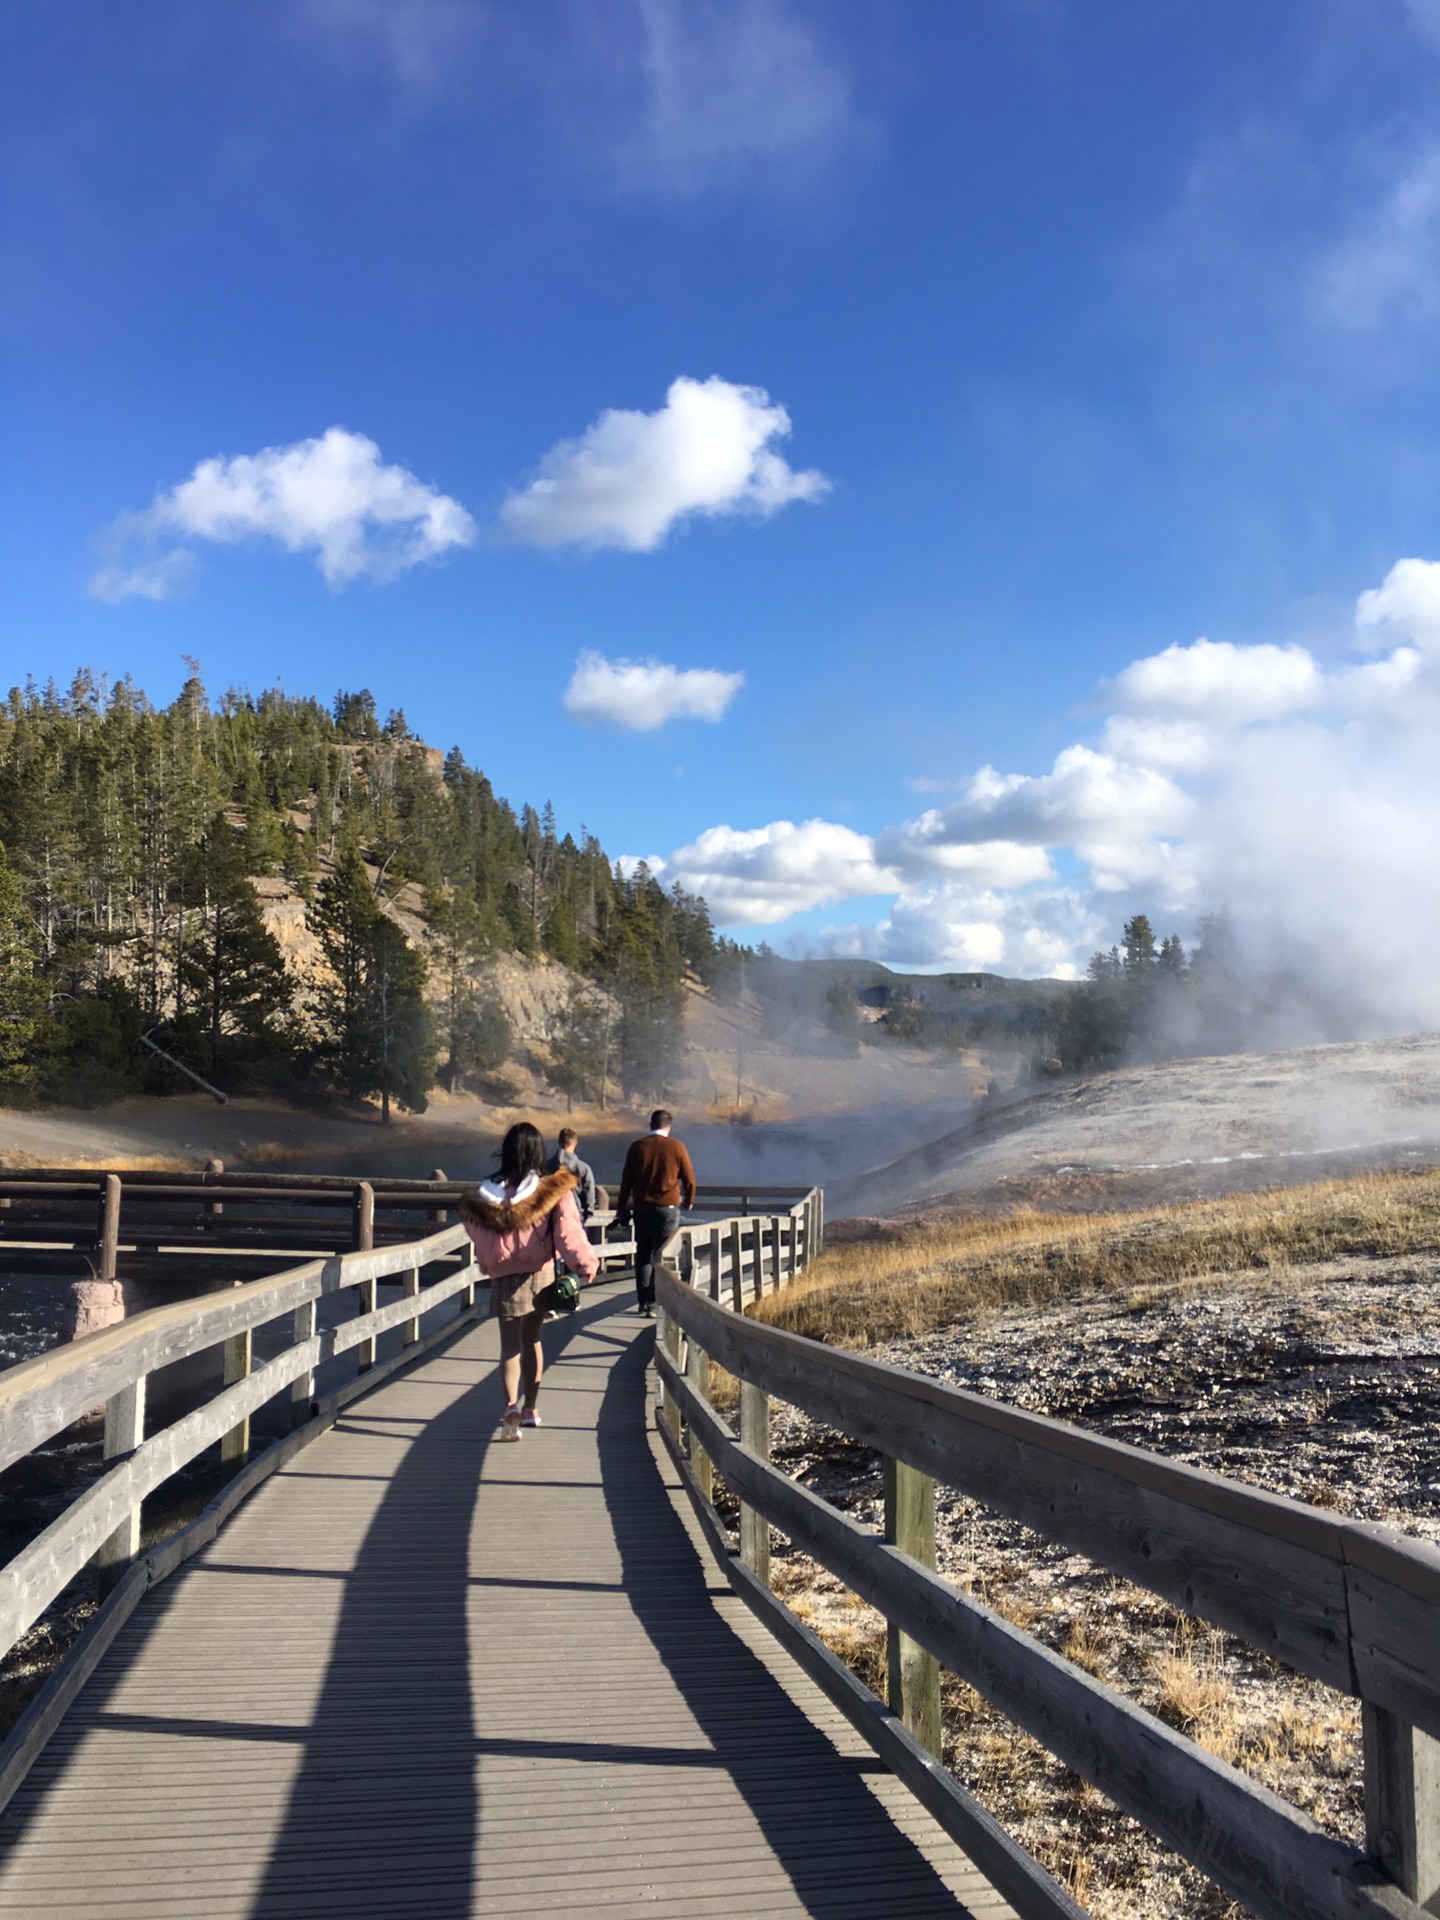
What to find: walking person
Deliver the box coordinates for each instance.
[547,1126,597,1220]
[615,1108,696,1317]
[460,1121,599,1441]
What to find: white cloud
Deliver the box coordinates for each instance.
[821,882,1096,978]
[666,819,896,924]
[889,746,1191,893]
[563,651,743,731]
[91,428,475,599]
[1355,556,1440,651]
[500,376,828,552]
[1111,637,1323,723]
[627,0,854,198]
[871,822,1054,889]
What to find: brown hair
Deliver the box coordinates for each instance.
[557,1126,578,1149]
[650,1108,673,1131]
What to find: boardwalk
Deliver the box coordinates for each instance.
[0,1281,1011,1919]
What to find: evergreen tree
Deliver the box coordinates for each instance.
[181,813,293,1071]
[447,991,512,1090]
[312,847,383,1099]
[1122,914,1157,971]
[367,913,436,1122]
[547,987,609,1110]
[0,843,56,1096]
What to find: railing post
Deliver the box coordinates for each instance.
[883,1456,943,1757]
[769,1215,782,1293]
[220,1329,252,1475]
[96,1374,146,1593]
[461,1240,476,1312]
[355,1275,377,1371]
[1364,1703,1440,1908]
[729,1218,744,1313]
[430,1168,448,1226]
[680,1232,695,1289]
[750,1222,764,1304]
[659,1308,682,1443]
[815,1186,824,1258]
[354,1181,377,1370]
[685,1336,713,1501]
[291,1298,316,1427]
[401,1263,421,1345]
[709,1225,722,1301]
[99,1172,121,1283]
[786,1212,797,1278]
[204,1157,224,1218]
[353,1179,375,1251]
[739,1379,770,1585]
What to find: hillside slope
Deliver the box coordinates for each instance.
[837,1030,1440,1217]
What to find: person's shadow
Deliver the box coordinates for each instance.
[597,1322,966,1917]
[244,1308,585,1918]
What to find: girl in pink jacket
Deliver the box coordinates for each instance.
[460,1121,599,1440]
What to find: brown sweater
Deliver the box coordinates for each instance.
[616,1133,696,1212]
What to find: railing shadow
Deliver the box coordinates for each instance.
[596,1313,964,1919]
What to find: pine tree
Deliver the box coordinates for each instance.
[547,987,609,1110]
[366,913,436,1122]
[181,813,293,1071]
[0,843,56,1096]
[312,847,435,1119]
[1122,914,1157,970]
[447,991,512,1090]
[312,847,382,1099]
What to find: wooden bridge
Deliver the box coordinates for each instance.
[0,1175,1438,1918]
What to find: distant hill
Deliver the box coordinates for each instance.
[743,954,1070,1050]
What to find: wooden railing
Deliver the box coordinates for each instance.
[0,1167,808,1275]
[652,1214,1440,1920]
[0,1166,488,1268]
[0,1214,481,1814]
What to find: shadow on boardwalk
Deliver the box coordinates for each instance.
[596,1321,963,1917]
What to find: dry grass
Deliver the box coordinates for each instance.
[0,1149,196,1173]
[751,1168,1440,1347]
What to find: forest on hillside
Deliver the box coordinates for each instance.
[0,667,735,1113]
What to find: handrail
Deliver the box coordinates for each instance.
[0,1218,479,1676]
[653,1206,1437,1920]
[0,1221,471,1469]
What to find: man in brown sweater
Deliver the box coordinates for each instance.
[615,1109,696,1316]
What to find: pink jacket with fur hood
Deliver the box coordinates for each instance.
[458,1167,599,1280]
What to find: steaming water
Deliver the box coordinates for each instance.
[573,1100,979,1195]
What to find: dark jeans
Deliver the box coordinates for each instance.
[633,1202,680,1306]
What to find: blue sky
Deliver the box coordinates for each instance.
[9,2,1440,1000]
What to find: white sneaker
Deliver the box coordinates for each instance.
[499,1402,523,1442]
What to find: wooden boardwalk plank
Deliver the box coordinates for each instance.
[0,1284,1013,1918]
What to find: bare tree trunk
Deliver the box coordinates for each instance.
[210,893,222,1069]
